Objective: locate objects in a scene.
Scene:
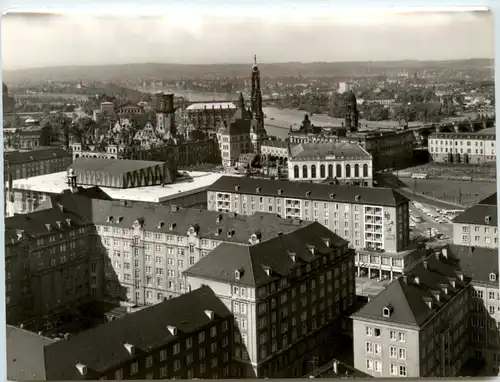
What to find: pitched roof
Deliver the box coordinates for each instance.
[351,252,471,328]
[184,222,348,287]
[43,193,309,243]
[262,140,288,149]
[289,142,372,160]
[452,204,497,226]
[479,192,497,206]
[219,119,256,136]
[445,244,498,285]
[185,102,236,111]
[7,326,54,381]
[70,158,166,176]
[208,176,408,207]
[4,148,71,165]
[43,286,231,380]
[5,206,90,244]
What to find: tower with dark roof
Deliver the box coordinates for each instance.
[343,91,359,133]
[249,55,268,154]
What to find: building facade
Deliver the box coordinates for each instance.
[352,251,472,378]
[452,193,498,249]
[428,128,496,164]
[184,222,356,378]
[43,286,234,380]
[207,176,420,280]
[260,140,289,163]
[287,142,373,186]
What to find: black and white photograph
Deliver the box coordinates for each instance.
[1,7,497,380]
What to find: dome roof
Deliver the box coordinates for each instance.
[343,90,356,102]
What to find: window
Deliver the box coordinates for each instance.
[366,359,373,371]
[211,326,217,337]
[174,360,181,371]
[160,349,167,361]
[159,366,167,378]
[115,369,123,380]
[365,326,373,336]
[374,328,381,337]
[399,365,407,377]
[173,343,180,355]
[390,346,397,358]
[186,337,193,349]
[130,362,139,375]
[365,342,373,353]
[374,360,382,373]
[398,332,405,342]
[390,364,397,376]
[199,331,206,343]
[145,356,153,368]
[399,348,406,360]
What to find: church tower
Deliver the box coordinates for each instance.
[344,91,359,133]
[156,93,176,138]
[249,55,268,155]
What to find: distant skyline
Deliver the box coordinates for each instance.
[1,10,493,71]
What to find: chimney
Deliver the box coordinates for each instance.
[124,343,135,355]
[204,310,215,320]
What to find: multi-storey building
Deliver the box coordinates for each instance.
[260,140,289,163]
[452,193,498,249]
[4,147,72,181]
[35,192,308,303]
[352,251,472,377]
[42,286,234,380]
[184,222,356,378]
[287,142,373,186]
[444,244,500,374]
[207,176,421,280]
[5,204,99,326]
[428,127,496,164]
[182,102,237,135]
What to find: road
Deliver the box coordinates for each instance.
[397,187,466,210]
[409,203,454,240]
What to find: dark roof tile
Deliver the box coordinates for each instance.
[453,204,497,226]
[208,176,408,207]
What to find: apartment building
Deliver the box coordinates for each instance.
[184,222,356,378]
[43,286,234,380]
[5,205,99,326]
[428,128,496,164]
[445,244,500,374]
[37,192,308,305]
[453,193,498,249]
[207,176,420,280]
[352,251,472,378]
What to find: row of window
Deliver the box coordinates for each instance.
[365,326,407,342]
[293,163,370,179]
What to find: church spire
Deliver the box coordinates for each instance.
[253,54,257,66]
[238,92,245,108]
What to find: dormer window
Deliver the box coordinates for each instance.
[485,215,492,224]
[305,191,311,197]
[382,304,393,318]
[169,223,176,230]
[214,228,222,236]
[227,230,234,238]
[424,297,433,309]
[56,221,62,229]
[133,219,143,228]
[329,193,336,199]
[65,219,72,226]
[167,325,178,336]
[76,363,87,376]
[157,221,165,229]
[490,273,497,282]
[216,215,222,224]
[355,195,361,202]
[256,187,261,193]
[234,185,240,191]
[107,216,113,223]
[322,237,330,247]
[278,189,283,195]
[234,270,241,280]
[116,216,123,223]
[250,234,257,244]
[307,245,315,255]
[262,265,271,276]
[45,224,52,231]
[124,343,135,355]
[289,252,297,262]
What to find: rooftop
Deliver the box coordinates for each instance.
[306,359,373,379]
[70,157,166,176]
[351,252,471,328]
[429,127,496,139]
[289,142,372,160]
[11,171,240,203]
[185,102,236,111]
[7,325,54,381]
[262,140,288,149]
[43,286,232,380]
[184,222,348,287]
[208,176,408,207]
[5,147,71,166]
[452,203,497,226]
[5,204,89,244]
[445,244,498,285]
[42,193,310,243]
[479,192,497,206]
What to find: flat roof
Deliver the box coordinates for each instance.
[12,171,241,203]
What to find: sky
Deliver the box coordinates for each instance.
[1,9,494,70]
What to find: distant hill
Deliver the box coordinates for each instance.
[3,59,494,83]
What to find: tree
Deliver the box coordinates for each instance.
[362,103,389,121]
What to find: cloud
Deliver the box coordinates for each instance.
[1,10,493,70]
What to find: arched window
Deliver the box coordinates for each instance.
[320,164,325,178]
[328,164,333,178]
[354,164,359,178]
[363,163,369,177]
[336,164,342,178]
[311,165,317,179]
[294,165,299,178]
[345,164,351,178]
[302,165,308,178]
